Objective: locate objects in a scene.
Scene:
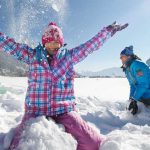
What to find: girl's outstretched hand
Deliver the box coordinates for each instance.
[106,21,129,36]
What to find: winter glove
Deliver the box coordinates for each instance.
[106,21,129,36]
[128,98,138,115]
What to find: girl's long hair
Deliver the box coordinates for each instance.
[131,54,142,61]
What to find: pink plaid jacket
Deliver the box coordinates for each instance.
[0,27,111,116]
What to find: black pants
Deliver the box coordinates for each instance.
[141,98,150,106]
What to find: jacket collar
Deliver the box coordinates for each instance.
[45,47,67,60]
[121,58,135,72]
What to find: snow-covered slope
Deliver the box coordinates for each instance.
[78,67,125,78]
[146,58,150,66]
[0,77,150,150]
[0,54,125,78]
[0,52,28,76]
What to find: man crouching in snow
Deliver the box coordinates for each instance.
[120,46,150,115]
[0,22,128,150]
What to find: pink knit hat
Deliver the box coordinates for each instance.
[42,22,64,46]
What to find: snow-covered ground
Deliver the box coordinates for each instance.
[0,76,150,150]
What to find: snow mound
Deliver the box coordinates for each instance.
[17,117,76,150]
[101,123,150,150]
[79,97,150,134]
[0,117,76,150]
[77,96,150,150]
[0,77,150,150]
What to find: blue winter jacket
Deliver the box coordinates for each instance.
[124,59,150,101]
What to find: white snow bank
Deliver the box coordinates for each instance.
[17,117,76,150]
[101,123,150,150]
[0,76,150,150]
[78,97,150,150]
[0,117,76,150]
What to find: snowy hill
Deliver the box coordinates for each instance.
[0,76,150,150]
[0,53,124,78]
[78,67,125,78]
[146,58,150,66]
[0,52,28,76]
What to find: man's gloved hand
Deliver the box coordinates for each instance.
[106,21,129,36]
[128,98,138,115]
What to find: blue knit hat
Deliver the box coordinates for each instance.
[120,46,134,56]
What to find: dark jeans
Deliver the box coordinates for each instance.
[141,98,150,106]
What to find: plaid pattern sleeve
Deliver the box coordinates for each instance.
[68,27,112,65]
[0,32,34,64]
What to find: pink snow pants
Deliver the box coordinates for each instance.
[9,111,102,150]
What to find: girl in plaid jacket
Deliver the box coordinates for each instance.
[0,22,128,150]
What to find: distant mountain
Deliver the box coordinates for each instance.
[0,51,125,78]
[0,51,28,76]
[77,67,125,78]
[146,58,150,66]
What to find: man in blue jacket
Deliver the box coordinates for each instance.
[120,46,150,115]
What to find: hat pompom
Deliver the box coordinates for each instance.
[48,22,57,26]
[128,45,133,51]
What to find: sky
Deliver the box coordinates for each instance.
[0,0,150,72]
